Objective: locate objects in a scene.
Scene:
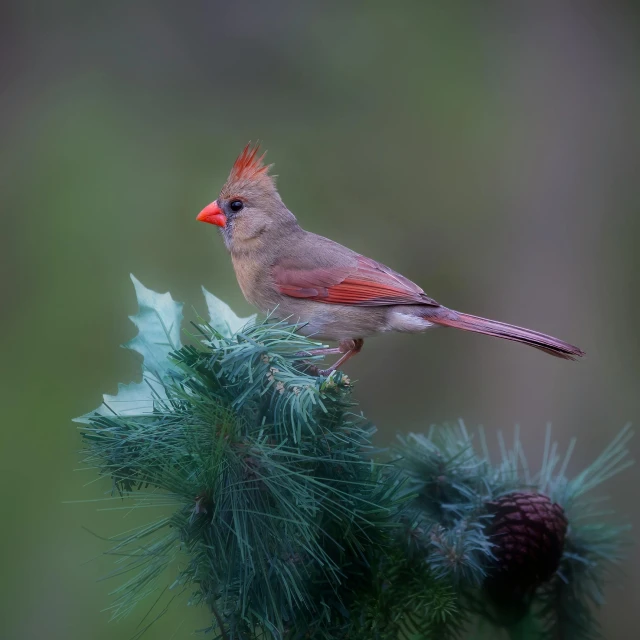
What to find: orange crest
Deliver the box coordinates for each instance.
[229,143,269,183]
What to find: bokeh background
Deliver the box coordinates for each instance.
[1,1,639,638]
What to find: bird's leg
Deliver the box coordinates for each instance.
[318,339,364,377]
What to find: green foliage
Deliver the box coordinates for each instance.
[394,423,634,639]
[76,277,633,640]
[535,426,634,640]
[345,546,465,640]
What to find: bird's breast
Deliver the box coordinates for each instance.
[231,254,278,312]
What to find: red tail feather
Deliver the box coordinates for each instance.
[423,309,585,360]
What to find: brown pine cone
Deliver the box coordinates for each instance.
[484,491,568,602]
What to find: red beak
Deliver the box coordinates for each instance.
[196,200,226,227]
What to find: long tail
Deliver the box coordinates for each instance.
[423,308,585,360]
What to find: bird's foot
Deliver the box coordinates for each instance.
[296,347,342,358]
[317,339,364,376]
[294,340,364,376]
[293,346,341,376]
[295,361,321,376]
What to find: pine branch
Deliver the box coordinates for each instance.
[75,277,634,639]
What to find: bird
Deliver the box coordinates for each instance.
[196,143,584,374]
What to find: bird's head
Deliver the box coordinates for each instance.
[197,143,297,251]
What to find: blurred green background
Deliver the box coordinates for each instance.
[1,1,639,638]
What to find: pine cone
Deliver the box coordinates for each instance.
[484,492,568,602]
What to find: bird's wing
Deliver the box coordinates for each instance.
[273,254,439,307]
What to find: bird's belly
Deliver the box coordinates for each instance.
[270,299,395,342]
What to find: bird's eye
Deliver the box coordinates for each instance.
[229,200,244,212]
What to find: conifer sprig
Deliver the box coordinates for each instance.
[76,277,633,639]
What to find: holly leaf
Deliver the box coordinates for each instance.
[75,275,183,421]
[125,274,184,375]
[202,286,256,338]
[97,376,168,418]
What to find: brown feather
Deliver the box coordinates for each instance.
[273,255,439,306]
[421,307,585,360]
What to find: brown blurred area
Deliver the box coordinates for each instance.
[1,1,638,638]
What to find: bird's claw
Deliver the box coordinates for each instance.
[293,360,321,376]
[294,339,364,377]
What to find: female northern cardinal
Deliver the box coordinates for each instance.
[197,144,584,373]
